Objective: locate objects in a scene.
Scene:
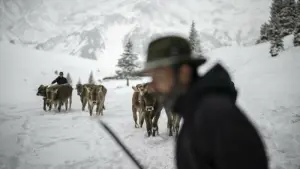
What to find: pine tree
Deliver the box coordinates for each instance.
[282,0,296,9]
[296,0,300,16]
[269,17,284,57]
[258,22,271,43]
[88,71,95,84]
[188,21,202,54]
[116,39,139,83]
[278,0,297,37]
[270,0,283,23]
[293,20,300,47]
[66,73,72,84]
[77,78,81,85]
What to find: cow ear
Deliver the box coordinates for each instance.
[132,86,138,92]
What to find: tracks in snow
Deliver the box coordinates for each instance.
[0,92,176,169]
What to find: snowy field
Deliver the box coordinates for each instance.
[0,36,300,169]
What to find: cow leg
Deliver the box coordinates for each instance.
[82,99,87,111]
[48,101,52,111]
[54,102,58,109]
[58,101,63,112]
[88,102,93,116]
[174,114,181,138]
[139,110,145,128]
[43,98,47,111]
[92,104,95,116]
[152,110,161,137]
[65,100,68,111]
[132,106,139,128]
[144,111,152,137]
[102,97,106,112]
[165,110,174,136]
[95,104,99,116]
[99,101,104,116]
[69,96,72,110]
[99,99,104,116]
[96,104,100,116]
[100,105,103,116]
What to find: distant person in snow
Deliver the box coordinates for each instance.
[51,72,68,85]
[134,35,269,169]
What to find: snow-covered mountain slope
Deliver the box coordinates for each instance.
[0,0,272,59]
[0,36,299,168]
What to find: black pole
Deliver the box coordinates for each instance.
[98,120,145,169]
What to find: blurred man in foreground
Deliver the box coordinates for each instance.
[134,35,269,169]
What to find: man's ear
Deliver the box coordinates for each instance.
[179,64,192,85]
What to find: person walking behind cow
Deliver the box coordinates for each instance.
[134,35,269,169]
[52,72,68,85]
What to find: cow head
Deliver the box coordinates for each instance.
[133,83,156,111]
[37,85,47,97]
[76,84,83,96]
[88,86,103,104]
[132,83,150,96]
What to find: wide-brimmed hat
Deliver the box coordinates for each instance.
[133,35,206,76]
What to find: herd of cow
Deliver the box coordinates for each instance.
[36,82,181,137]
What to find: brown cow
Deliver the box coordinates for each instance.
[133,83,182,137]
[76,84,107,112]
[133,83,162,137]
[47,84,73,112]
[86,85,106,116]
[132,84,146,128]
[76,84,95,111]
[37,84,51,111]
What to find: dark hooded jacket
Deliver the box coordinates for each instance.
[174,64,268,169]
[51,76,68,85]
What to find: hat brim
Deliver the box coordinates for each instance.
[131,58,207,77]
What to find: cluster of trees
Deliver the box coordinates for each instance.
[54,70,100,86]
[257,0,300,56]
[76,71,101,85]
[114,21,203,86]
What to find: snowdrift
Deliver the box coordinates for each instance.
[0,42,103,104]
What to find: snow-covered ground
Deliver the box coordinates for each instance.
[0,36,300,169]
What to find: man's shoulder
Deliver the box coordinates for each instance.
[199,93,235,110]
[195,93,242,121]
